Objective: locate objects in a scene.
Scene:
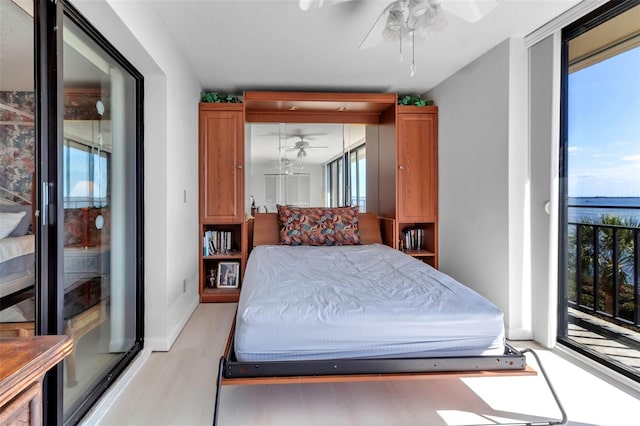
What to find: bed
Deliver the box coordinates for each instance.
[0,189,36,336]
[214,209,566,425]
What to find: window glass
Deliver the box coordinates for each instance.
[62,14,140,415]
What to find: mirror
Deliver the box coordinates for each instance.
[246,123,368,213]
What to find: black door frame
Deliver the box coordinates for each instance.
[34,1,145,424]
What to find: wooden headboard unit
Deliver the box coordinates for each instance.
[252,212,382,247]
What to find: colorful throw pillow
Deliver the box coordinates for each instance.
[277,205,361,246]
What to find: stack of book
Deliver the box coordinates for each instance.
[203,230,232,255]
[402,228,424,251]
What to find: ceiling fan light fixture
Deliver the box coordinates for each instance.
[382,9,404,42]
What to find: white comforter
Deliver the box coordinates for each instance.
[235,244,505,362]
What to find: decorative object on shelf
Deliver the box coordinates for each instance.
[217,262,240,289]
[397,95,434,107]
[251,195,257,216]
[200,92,241,103]
[208,267,217,288]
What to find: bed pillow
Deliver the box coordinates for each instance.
[0,204,32,236]
[277,205,361,246]
[0,211,27,239]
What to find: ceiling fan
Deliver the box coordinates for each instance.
[285,138,329,159]
[300,0,499,75]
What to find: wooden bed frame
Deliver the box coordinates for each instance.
[213,213,567,426]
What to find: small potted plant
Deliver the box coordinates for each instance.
[201,92,242,103]
[397,95,434,107]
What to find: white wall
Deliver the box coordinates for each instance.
[73,0,201,351]
[529,34,560,348]
[427,38,532,340]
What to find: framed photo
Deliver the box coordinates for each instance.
[217,261,240,288]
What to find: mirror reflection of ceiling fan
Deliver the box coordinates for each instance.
[280,136,329,160]
[300,0,499,75]
[289,139,330,159]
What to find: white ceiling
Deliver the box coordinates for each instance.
[1,0,584,163]
[0,0,583,95]
[153,0,582,95]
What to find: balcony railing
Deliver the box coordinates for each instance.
[568,212,640,329]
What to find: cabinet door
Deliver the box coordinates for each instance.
[397,112,438,222]
[199,109,244,222]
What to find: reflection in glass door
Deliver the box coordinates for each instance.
[0,0,36,338]
[62,11,142,417]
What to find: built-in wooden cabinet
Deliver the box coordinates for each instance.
[197,93,438,302]
[378,105,438,268]
[198,103,246,302]
[397,105,438,268]
[199,103,244,223]
[396,106,438,223]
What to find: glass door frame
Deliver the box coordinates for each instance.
[557,0,640,383]
[36,1,145,424]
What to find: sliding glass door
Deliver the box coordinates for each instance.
[2,1,143,423]
[559,0,640,382]
[59,5,144,423]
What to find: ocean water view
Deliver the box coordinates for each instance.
[568,197,640,224]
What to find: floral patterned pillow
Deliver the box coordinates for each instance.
[277,205,361,246]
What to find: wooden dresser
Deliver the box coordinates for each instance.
[0,336,72,425]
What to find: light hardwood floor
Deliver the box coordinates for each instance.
[87,303,640,426]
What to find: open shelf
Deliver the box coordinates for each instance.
[199,222,246,303]
[203,251,242,260]
[403,249,436,258]
[201,287,240,303]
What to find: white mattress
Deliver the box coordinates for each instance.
[235,244,505,362]
[0,235,35,298]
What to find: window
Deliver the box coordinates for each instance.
[63,138,109,208]
[325,156,342,207]
[349,145,366,211]
[325,144,366,211]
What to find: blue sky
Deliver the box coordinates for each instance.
[568,45,640,198]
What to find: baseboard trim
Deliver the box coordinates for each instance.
[506,327,533,341]
[145,295,199,352]
[166,295,200,350]
[79,348,151,425]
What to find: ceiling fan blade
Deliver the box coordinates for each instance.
[299,0,352,11]
[359,2,399,50]
[286,133,326,140]
[439,0,498,23]
[308,146,329,149]
[412,0,449,37]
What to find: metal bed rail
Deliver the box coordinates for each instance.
[213,340,567,425]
